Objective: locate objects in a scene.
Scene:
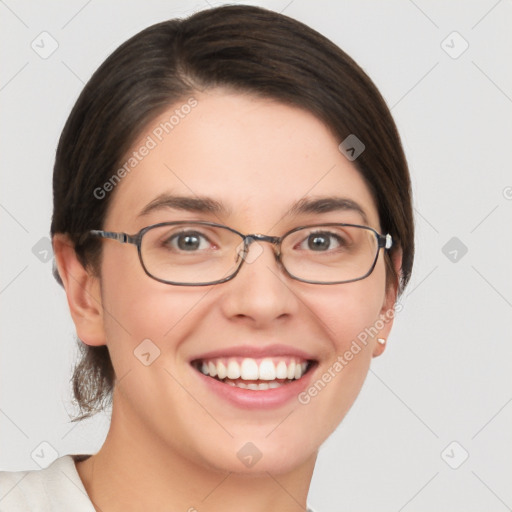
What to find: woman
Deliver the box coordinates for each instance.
[0,4,413,511]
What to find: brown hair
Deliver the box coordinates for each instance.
[51,4,414,421]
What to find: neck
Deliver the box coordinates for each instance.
[75,399,316,512]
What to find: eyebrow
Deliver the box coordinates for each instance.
[138,194,229,217]
[287,196,369,224]
[138,194,369,225]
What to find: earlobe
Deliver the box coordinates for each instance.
[372,247,403,358]
[52,234,106,347]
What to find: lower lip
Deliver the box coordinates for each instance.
[192,364,317,410]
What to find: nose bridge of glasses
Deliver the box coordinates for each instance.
[237,233,281,262]
[246,233,281,245]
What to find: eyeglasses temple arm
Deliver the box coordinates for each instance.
[89,230,139,245]
[378,233,393,250]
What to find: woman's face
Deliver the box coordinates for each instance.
[93,90,397,474]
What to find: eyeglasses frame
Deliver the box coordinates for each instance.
[88,220,393,286]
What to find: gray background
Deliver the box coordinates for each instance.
[1,1,511,511]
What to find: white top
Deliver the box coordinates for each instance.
[0,455,317,511]
[0,455,95,511]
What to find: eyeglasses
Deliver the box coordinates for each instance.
[88,221,392,286]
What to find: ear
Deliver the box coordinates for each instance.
[372,247,403,357]
[52,234,106,347]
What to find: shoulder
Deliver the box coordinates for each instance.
[0,454,94,512]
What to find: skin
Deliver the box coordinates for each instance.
[54,89,401,512]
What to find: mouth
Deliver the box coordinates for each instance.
[191,356,316,390]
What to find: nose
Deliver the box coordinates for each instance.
[219,239,299,327]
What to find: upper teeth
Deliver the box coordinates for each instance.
[198,357,309,381]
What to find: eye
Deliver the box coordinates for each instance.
[165,230,212,251]
[300,231,346,251]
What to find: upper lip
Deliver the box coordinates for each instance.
[189,344,317,363]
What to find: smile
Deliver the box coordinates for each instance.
[192,356,314,390]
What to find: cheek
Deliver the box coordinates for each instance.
[311,263,387,349]
[98,247,203,364]
[296,265,387,429]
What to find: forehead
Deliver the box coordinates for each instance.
[104,90,379,230]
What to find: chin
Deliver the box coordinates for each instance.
[192,432,319,476]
